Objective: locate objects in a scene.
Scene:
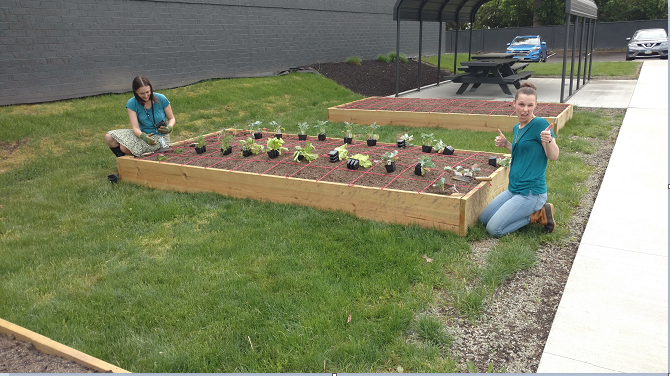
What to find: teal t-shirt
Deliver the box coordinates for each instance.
[126,93,170,134]
[508,116,555,196]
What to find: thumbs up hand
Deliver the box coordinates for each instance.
[541,124,554,144]
[495,129,509,148]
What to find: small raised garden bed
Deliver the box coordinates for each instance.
[328,97,573,134]
[118,131,510,235]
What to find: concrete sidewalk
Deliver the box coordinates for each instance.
[537,60,668,373]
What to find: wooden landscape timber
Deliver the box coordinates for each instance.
[118,133,510,236]
[327,97,573,134]
[0,318,129,373]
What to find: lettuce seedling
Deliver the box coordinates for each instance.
[293,141,319,162]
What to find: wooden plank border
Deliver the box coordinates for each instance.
[327,98,572,135]
[118,138,510,236]
[0,318,129,373]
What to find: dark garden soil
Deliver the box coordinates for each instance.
[308,59,450,97]
[0,333,99,373]
[140,133,503,197]
[333,97,572,118]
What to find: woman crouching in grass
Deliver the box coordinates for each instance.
[105,76,175,157]
[479,82,559,236]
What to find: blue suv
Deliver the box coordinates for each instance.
[506,35,548,62]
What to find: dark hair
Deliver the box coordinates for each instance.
[514,82,537,101]
[132,76,158,104]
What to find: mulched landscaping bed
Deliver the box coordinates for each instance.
[334,97,571,118]
[141,132,502,196]
[307,59,450,97]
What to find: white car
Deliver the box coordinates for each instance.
[626,28,668,61]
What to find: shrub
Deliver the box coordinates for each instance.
[377,54,391,63]
[345,56,362,65]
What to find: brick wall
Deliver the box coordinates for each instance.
[0,0,441,106]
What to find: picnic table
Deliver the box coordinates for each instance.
[445,56,534,97]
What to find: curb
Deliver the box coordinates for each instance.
[0,318,130,373]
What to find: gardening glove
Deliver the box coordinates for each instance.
[140,132,157,145]
[156,124,173,134]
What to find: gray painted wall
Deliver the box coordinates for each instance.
[0,0,440,106]
[1,0,666,106]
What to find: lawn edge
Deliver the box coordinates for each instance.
[0,317,129,373]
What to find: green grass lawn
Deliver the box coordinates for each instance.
[425,53,642,78]
[0,73,622,372]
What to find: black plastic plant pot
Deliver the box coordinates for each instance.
[275,133,282,139]
[489,156,498,167]
[328,150,339,163]
[107,174,118,184]
[298,134,307,141]
[443,145,455,155]
[346,158,360,170]
[367,139,377,147]
[195,146,207,154]
[254,132,263,139]
[422,145,432,153]
[318,134,327,141]
[385,162,397,173]
[242,149,252,157]
[414,163,423,176]
[397,139,406,148]
[221,146,232,155]
[298,154,305,161]
[344,137,353,144]
[267,150,279,159]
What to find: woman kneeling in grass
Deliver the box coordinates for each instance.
[105,76,176,157]
[479,82,559,236]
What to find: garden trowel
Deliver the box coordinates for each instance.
[452,175,492,183]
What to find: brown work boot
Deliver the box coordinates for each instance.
[529,203,555,233]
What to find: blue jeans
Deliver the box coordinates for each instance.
[479,190,547,237]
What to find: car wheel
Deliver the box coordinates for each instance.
[661,56,668,60]
[625,55,633,61]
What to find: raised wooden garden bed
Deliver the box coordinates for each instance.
[117,132,510,236]
[328,97,573,134]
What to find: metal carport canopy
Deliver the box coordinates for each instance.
[393,0,493,23]
[392,0,495,96]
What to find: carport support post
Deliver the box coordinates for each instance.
[560,14,571,103]
[576,16,585,89]
[588,20,596,80]
[582,18,591,86]
[418,3,424,92]
[468,23,473,60]
[437,21,442,86]
[395,17,400,97]
[454,23,459,75]
[569,16,579,96]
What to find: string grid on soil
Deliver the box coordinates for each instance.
[336,97,571,117]
[141,132,503,196]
